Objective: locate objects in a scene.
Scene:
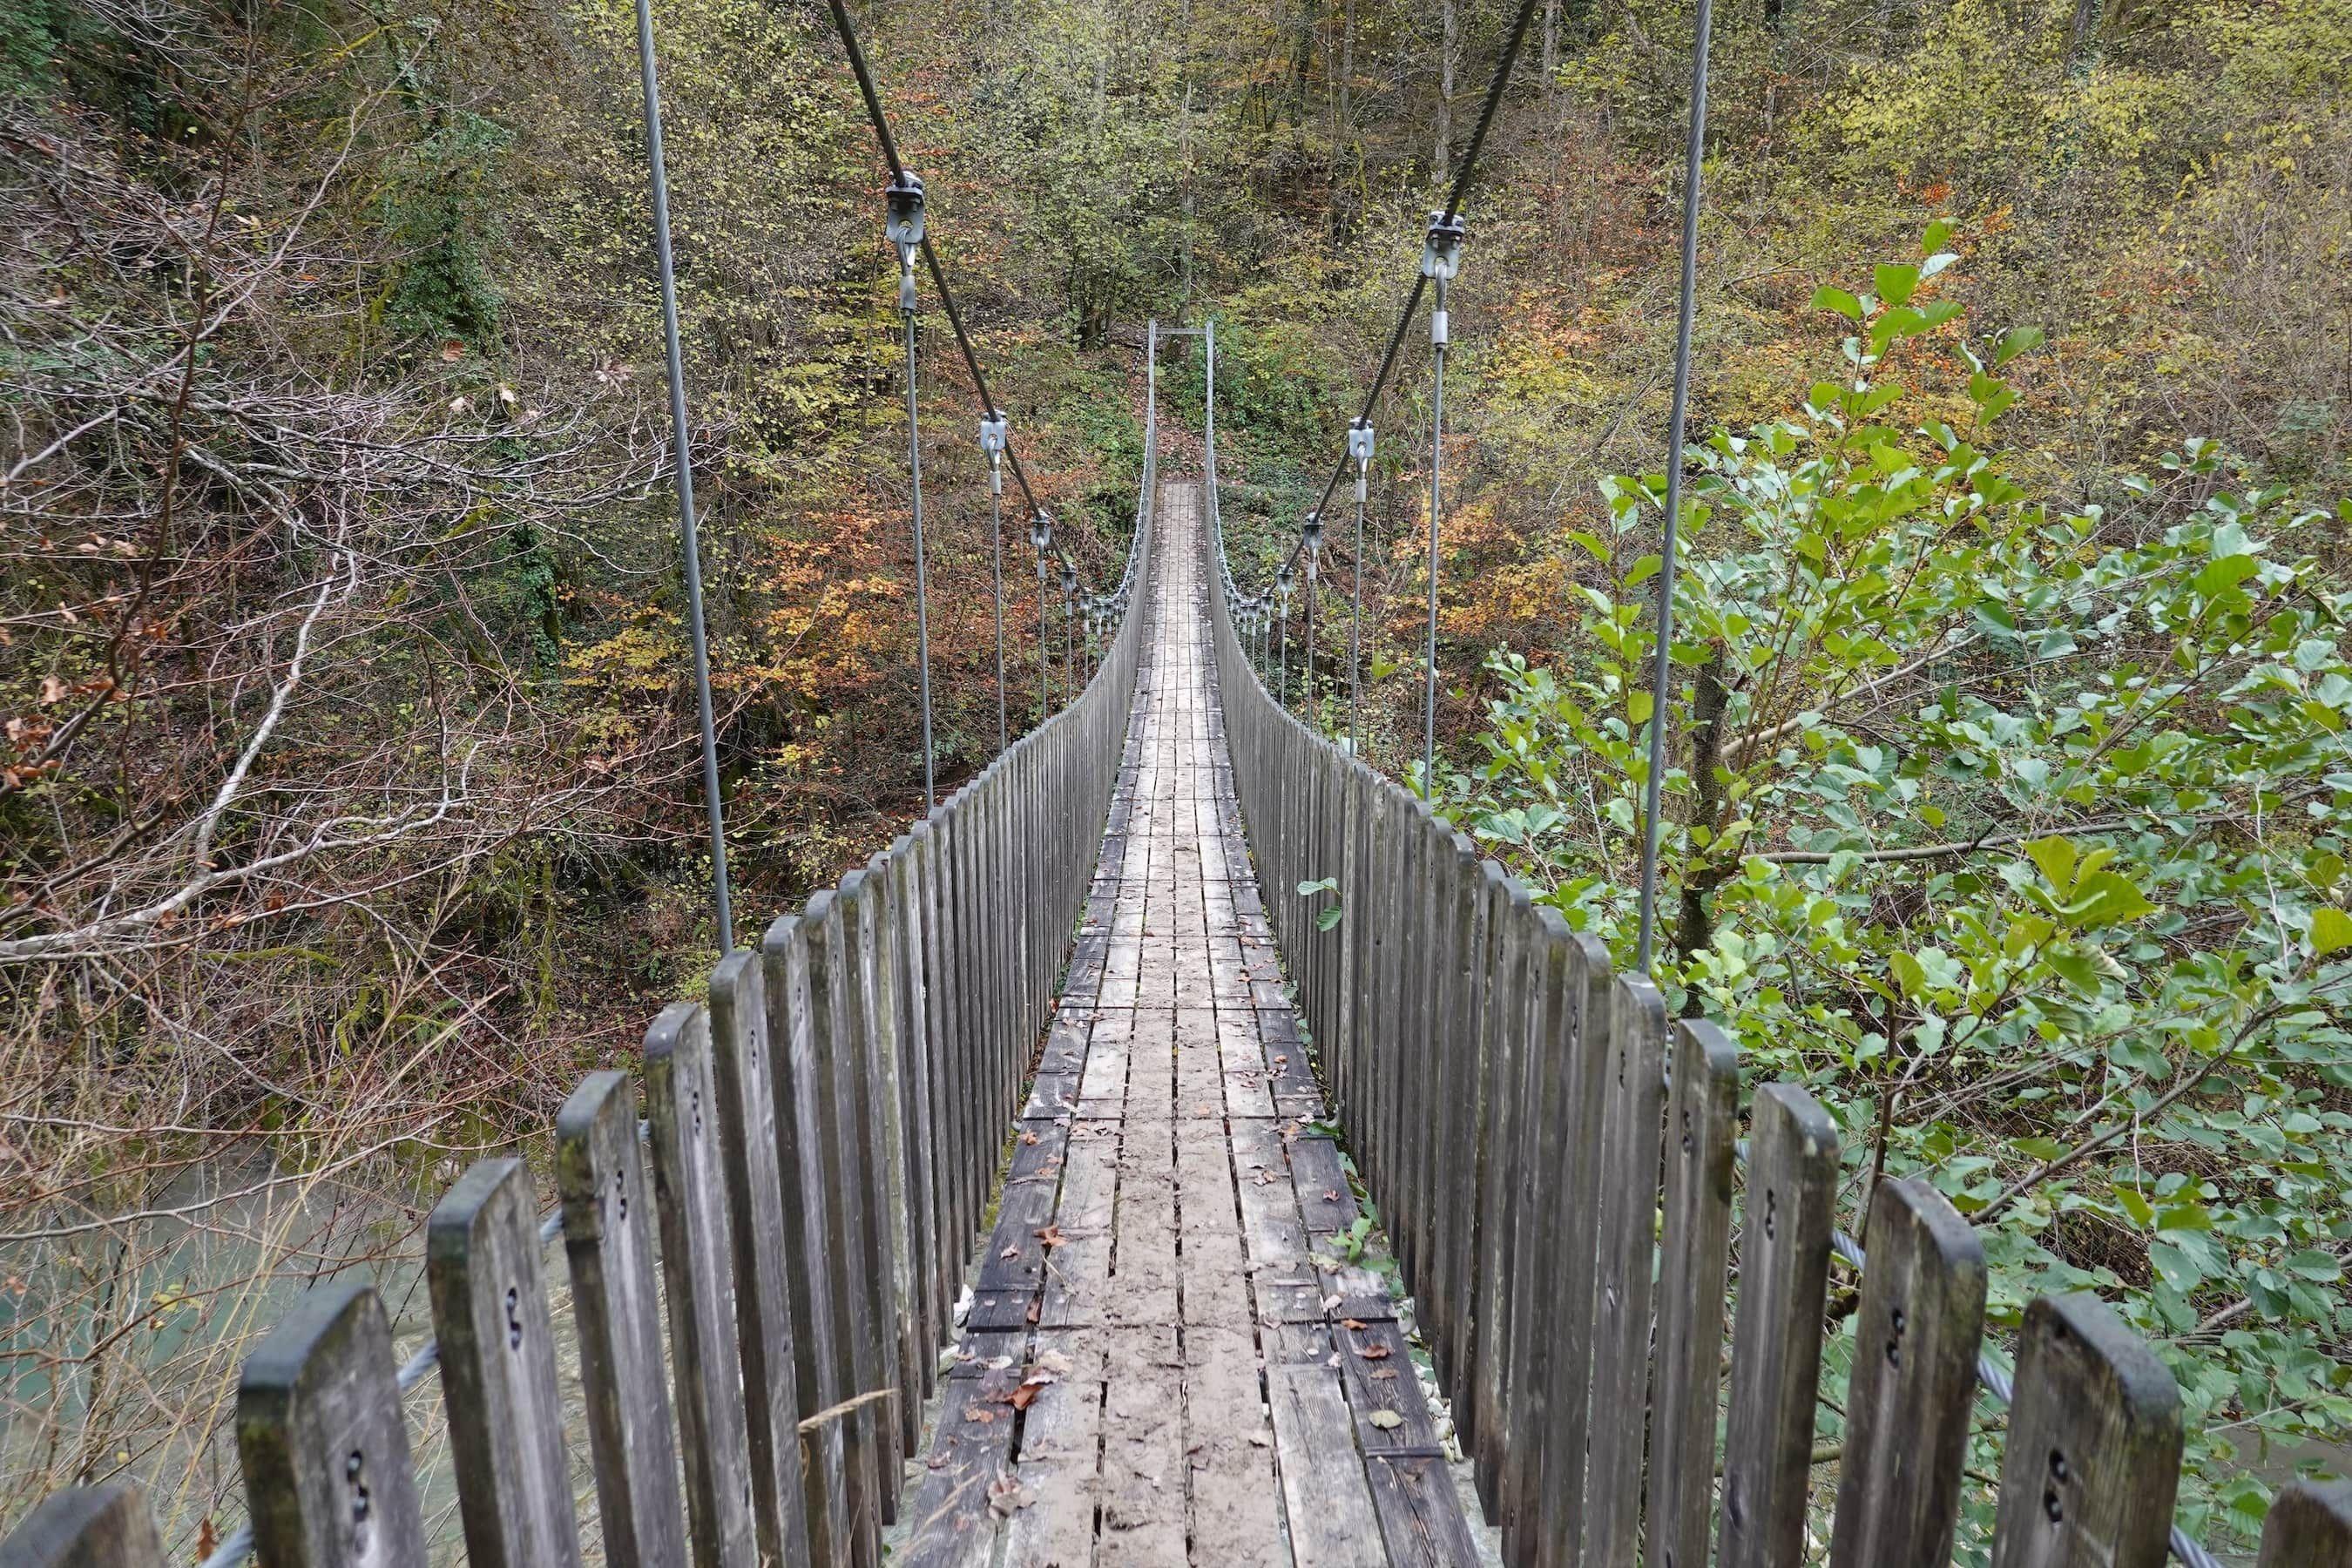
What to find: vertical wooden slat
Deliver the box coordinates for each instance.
[1465,867,1524,1502]
[555,1072,689,1568]
[1578,970,1667,1566]
[425,1157,585,1568]
[2260,1479,2352,1565]
[235,1281,429,1568]
[707,956,815,1567]
[1644,1019,1741,1568]
[1828,1176,1986,1568]
[1533,926,1608,1568]
[0,1486,164,1567]
[1498,908,1571,1566]
[1987,1292,2182,1568]
[860,853,923,1461]
[644,1004,762,1568]
[808,883,891,1546]
[1717,1083,1841,1568]
[760,912,857,1568]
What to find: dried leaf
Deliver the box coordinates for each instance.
[1368,1409,1404,1430]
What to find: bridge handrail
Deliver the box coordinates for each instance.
[3,332,1166,1568]
[1201,336,2298,1568]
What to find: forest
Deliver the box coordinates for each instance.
[2,0,2348,1554]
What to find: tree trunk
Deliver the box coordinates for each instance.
[1672,649,1728,1009]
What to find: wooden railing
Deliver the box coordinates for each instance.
[1,352,1161,1568]
[1202,419,2351,1567]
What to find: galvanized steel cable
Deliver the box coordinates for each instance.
[1632,0,1713,972]
[636,0,734,953]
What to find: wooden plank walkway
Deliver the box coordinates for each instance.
[898,480,1480,1566]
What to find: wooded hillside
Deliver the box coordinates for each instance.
[3,0,2346,1551]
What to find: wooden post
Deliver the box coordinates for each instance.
[425,1157,585,1568]
[555,1072,690,1568]
[1644,1018,1740,1568]
[1579,971,1668,1565]
[1717,1084,1840,1568]
[1497,908,1571,1565]
[2260,1479,2352,1565]
[707,956,816,1567]
[0,1486,164,1567]
[806,886,889,1551]
[642,1004,762,1568]
[235,1281,429,1568]
[848,868,915,1481]
[1828,1177,1985,1568]
[1534,929,1612,1568]
[760,912,857,1568]
[1988,1293,2181,1568]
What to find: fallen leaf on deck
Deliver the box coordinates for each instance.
[1036,1223,1068,1248]
[1355,1342,1393,1361]
[986,1472,1036,1517]
[1368,1410,1404,1430]
[1342,1318,1368,1329]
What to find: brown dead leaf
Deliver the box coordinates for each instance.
[1355,1342,1392,1361]
[1342,1318,1368,1330]
[965,1405,997,1424]
[1035,1223,1068,1249]
[1020,1130,1041,1146]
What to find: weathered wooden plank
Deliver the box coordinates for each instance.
[424,1156,585,1568]
[1497,908,1571,1565]
[0,1486,164,1567]
[1987,1292,2182,1568]
[1828,1176,1987,1568]
[1002,1330,1106,1568]
[234,1281,429,1568]
[759,912,859,1568]
[976,1117,1071,1296]
[1717,1083,1841,1568]
[1184,1325,1284,1567]
[892,833,948,1363]
[1644,1018,1741,1568]
[706,954,815,1567]
[894,1357,1022,1568]
[2261,1479,2352,1565]
[1369,1454,1484,1568]
[1266,1365,1384,1565]
[642,1005,760,1568]
[553,1072,689,1568]
[1578,970,1667,1567]
[852,862,920,1468]
[807,882,894,1545]
[1467,869,1527,1506]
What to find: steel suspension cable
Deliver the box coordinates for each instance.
[636,0,733,952]
[901,299,936,807]
[1633,0,1713,973]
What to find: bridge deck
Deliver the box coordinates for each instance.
[899,481,1479,1565]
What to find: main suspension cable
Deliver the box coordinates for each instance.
[1633,0,1714,972]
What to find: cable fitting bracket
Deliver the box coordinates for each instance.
[981,410,1009,494]
[886,172,925,310]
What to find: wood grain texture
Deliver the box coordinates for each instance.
[1578,971,1667,1567]
[424,1156,585,1568]
[1828,1177,1986,1568]
[554,1072,688,1568]
[1497,909,1571,1567]
[1988,1292,2181,1568]
[2260,1479,2352,1565]
[706,955,815,1567]
[1643,1018,1740,1568]
[1717,1084,1840,1568]
[234,1281,429,1568]
[0,1486,165,1568]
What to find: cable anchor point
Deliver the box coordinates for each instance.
[885,172,926,312]
[1421,212,1466,346]
[1348,418,1374,500]
[981,409,1009,495]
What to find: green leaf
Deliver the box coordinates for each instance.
[1994,326,2044,366]
[1627,688,1655,726]
[1315,906,1342,932]
[1811,285,1863,321]
[1875,264,1920,306]
[2309,907,2352,956]
[1297,876,1337,896]
[1922,219,1954,255]
[2025,835,2078,894]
